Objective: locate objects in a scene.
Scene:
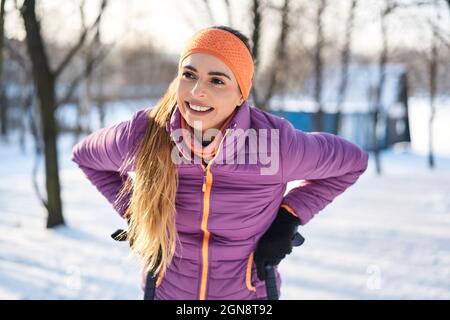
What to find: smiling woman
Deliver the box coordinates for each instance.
[177,53,244,133]
[71,25,369,301]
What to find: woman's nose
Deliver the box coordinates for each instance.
[191,80,207,97]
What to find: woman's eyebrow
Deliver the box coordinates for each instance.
[183,65,231,80]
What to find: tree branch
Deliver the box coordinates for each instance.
[54,0,107,78]
[223,0,233,27]
[4,39,31,74]
[426,16,450,50]
[28,94,49,211]
[202,0,215,25]
[56,45,111,108]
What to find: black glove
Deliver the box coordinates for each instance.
[111,216,160,274]
[111,216,132,246]
[111,228,128,241]
[254,207,304,281]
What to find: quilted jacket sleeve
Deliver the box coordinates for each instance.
[280,120,369,225]
[71,108,150,217]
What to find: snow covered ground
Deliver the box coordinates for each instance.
[0,102,449,300]
[281,149,450,300]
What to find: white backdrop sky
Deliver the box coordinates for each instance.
[7,0,450,64]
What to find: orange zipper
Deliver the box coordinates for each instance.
[198,127,233,300]
[246,252,256,292]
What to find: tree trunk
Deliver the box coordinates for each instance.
[250,0,262,107]
[260,0,291,111]
[334,0,358,135]
[313,0,327,132]
[95,41,106,128]
[372,2,391,176]
[201,0,214,26]
[223,0,233,27]
[0,0,7,138]
[21,0,64,228]
[97,75,106,128]
[428,1,440,170]
[0,87,7,138]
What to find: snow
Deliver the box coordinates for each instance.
[0,133,143,300]
[408,96,450,158]
[1,102,449,300]
[281,149,450,300]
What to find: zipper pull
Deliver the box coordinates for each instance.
[202,171,206,193]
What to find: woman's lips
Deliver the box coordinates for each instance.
[185,101,214,115]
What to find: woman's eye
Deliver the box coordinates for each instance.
[182,72,195,79]
[211,78,225,85]
[182,72,224,86]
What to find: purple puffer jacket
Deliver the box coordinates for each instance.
[71,101,369,300]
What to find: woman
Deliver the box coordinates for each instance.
[71,26,369,300]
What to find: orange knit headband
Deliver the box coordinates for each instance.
[178,28,254,100]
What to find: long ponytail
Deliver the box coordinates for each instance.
[117,77,179,276]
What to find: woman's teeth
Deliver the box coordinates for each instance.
[187,102,213,112]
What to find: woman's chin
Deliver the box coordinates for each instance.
[184,117,210,131]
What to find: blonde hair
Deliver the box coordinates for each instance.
[117,77,179,276]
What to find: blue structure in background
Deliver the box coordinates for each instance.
[269,63,411,151]
[271,110,399,151]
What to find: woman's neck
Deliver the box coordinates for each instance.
[192,130,212,146]
[181,107,239,148]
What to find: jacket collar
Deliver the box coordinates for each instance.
[166,101,252,163]
[166,100,251,133]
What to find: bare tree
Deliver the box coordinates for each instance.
[258,0,291,111]
[250,0,262,71]
[178,0,217,38]
[313,0,328,132]
[201,0,214,25]
[249,0,293,112]
[370,0,399,176]
[428,0,442,169]
[223,0,233,27]
[0,0,7,138]
[5,44,44,209]
[55,2,110,108]
[76,6,93,141]
[5,35,57,220]
[75,0,109,141]
[249,0,262,105]
[334,0,358,135]
[92,19,107,128]
[21,0,108,228]
[3,38,32,145]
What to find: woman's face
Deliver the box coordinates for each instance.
[177,53,244,132]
